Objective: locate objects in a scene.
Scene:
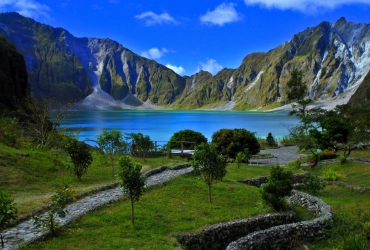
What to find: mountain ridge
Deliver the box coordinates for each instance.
[1,12,369,110]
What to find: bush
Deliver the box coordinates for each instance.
[287,159,301,170]
[301,173,326,195]
[323,168,341,181]
[261,165,293,211]
[212,128,260,158]
[169,129,207,150]
[318,150,337,160]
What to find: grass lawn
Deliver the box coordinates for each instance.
[0,143,186,216]
[23,164,273,250]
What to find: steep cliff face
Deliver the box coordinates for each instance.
[0,35,29,110]
[1,12,369,110]
[0,12,186,106]
[175,17,370,110]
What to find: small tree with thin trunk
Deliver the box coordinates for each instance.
[64,137,93,181]
[0,192,17,248]
[191,143,227,202]
[117,156,146,225]
[33,185,72,236]
[97,130,128,177]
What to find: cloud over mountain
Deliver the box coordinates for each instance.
[200,3,241,26]
[141,48,169,59]
[0,0,50,19]
[244,0,370,12]
[135,11,178,26]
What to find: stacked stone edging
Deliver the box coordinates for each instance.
[237,173,308,187]
[0,164,193,250]
[177,213,295,250]
[226,190,333,250]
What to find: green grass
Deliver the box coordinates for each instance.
[310,161,370,186]
[0,143,186,216]
[24,164,273,250]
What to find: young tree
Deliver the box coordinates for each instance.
[16,97,71,149]
[191,143,227,202]
[266,132,278,147]
[117,156,146,225]
[126,133,154,162]
[261,165,292,211]
[97,130,128,177]
[64,137,93,181]
[33,185,72,236]
[286,69,312,132]
[235,152,246,168]
[0,192,17,248]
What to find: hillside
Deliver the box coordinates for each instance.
[0,35,29,111]
[1,13,370,110]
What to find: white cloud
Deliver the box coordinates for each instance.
[0,0,50,19]
[197,59,223,75]
[244,0,370,12]
[141,48,169,59]
[200,3,242,26]
[135,11,178,26]
[166,64,186,75]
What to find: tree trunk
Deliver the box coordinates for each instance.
[50,214,56,236]
[111,157,114,177]
[208,183,212,203]
[131,196,135,225]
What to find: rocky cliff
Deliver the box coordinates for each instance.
[1,13,369,110]
[0,35,29,111]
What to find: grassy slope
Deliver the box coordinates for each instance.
[23,164,273,250]
[0,143,185,216]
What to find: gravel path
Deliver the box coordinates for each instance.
[0,166,193,250]
[259,145,306,166]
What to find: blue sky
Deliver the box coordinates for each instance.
[1,0,370,76]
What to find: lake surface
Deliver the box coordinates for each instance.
[59,110,299,145]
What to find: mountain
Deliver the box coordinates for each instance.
[1,12,370,110]
[173,17,370,110]
[0,35,29,111]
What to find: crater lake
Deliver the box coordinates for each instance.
[58,110,299,146]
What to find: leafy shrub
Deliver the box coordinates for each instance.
[301,173,326,195]
[323,168,341,181]
[318,150,337,160]
[279,135,296,146]
[287,159,302,170]
[169,129,207,150]
[0,191,17,248]
[212,128,260,158]
[261,165,293,211]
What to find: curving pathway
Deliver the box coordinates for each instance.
[0,166,193,250]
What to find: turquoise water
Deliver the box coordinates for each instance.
[59,110,299,145]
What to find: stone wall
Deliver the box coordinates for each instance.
[226,190,333,250]
[177,213,295,250]
[237,173,308,187]
[177,190,332,250]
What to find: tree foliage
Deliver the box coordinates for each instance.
[16,97,70,149]
[64,137,93,181]
[97,130,128,177]
[117,156,146,225]
[169,129,207,150]
[266,132,278,147]
[0,191,17,248]
[261,165,293,211]
[33,185,72,236]
[212,128,260,158]
[191,143,227,202]
[126,133,154,162]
